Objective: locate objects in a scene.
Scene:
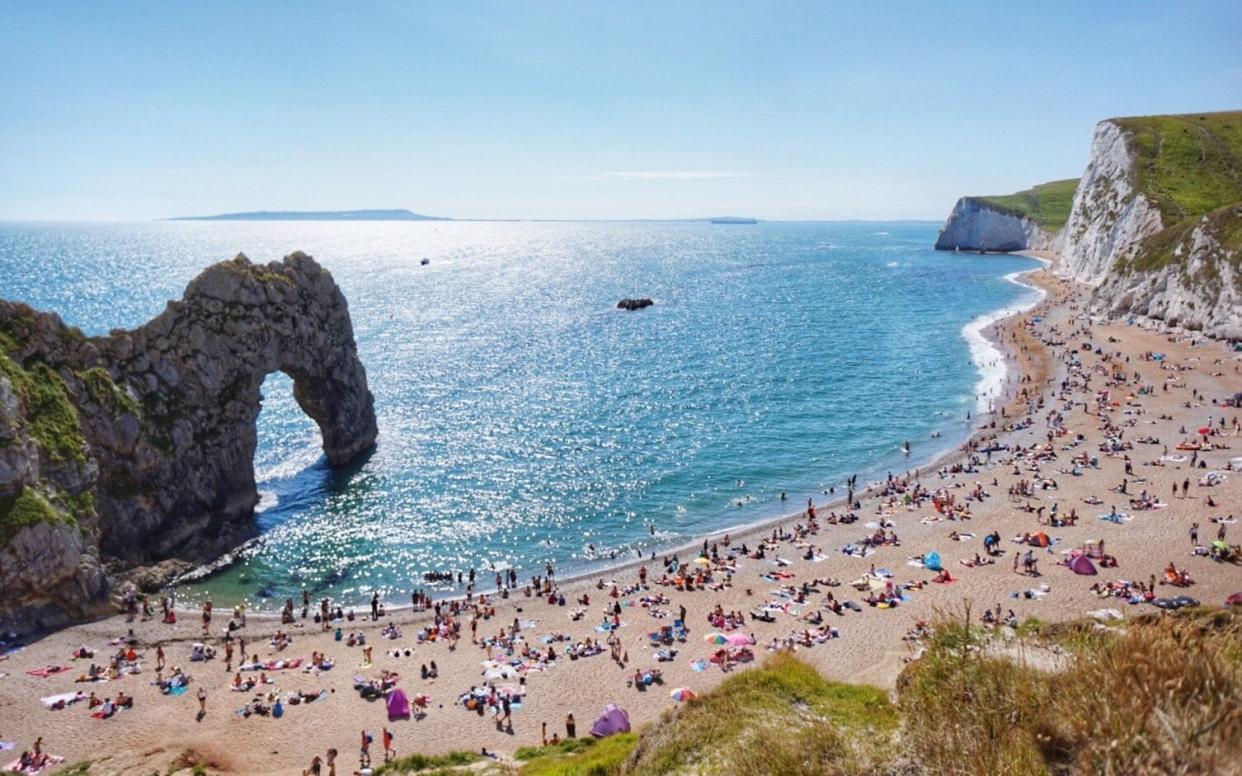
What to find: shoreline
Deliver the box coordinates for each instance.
[170,255,1056,621]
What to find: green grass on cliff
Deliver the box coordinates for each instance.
[0,354,88,463]
[973,178,1079,231]
[0,484,69,545]
[1114,110,1242,224]
[1124,203,1242,293]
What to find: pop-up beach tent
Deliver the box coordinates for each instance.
[1068,554,1097,575]
[387,688,411,720]
[924,552,942,571]
[591,704,631,738]
[1030,532,1051,547]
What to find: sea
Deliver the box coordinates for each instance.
[0,220,1041,607]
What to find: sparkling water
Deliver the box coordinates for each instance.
[0,220,1039,606]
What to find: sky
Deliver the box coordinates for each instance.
[1,1,1240,221]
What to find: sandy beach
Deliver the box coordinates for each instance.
[2,260,1239,776]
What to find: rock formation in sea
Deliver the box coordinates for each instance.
[0,252,377,631]
[936,110,1242,341]
[617,298,654,311]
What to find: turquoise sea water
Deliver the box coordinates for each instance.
[0,221,1038,606]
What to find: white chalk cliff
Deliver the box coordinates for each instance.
[938,112,1241,341]
[935,198,1061,253]
[1057,121,1165,285]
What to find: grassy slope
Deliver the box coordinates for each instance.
[973,178,1080,231]
[1114,110,1242,224]
[1104,111,1242,285]
[1124,202,1242,297]
[900,608,1242,775]
[519,653,898,776]
[519,609,1240,776]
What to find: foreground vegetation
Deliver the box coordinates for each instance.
[974,178,1079,231]
[512,607,1241,776]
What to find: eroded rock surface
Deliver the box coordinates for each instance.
[0,252,376,631]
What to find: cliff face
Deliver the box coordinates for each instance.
[0,252,377,631]
[938,110,1242,341]
[1055,112,1242,339]
[935,197,1061,253]
[1096,205,1242,340]
[1058,121,1164,284]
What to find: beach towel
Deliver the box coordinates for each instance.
[26,665,71,678]
[5,755,66,774]
[40,692,83,708]
[262,658,303,671]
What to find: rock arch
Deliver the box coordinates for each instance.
[96,252,379,561]
[1,251,377,630]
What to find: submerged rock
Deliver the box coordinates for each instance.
[0,251,377,631]
[617,298,654,311]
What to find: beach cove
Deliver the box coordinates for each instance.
[2,256,1238,775]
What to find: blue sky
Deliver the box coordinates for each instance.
[1,1,1239,221]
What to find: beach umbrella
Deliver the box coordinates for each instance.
[670,687,696,702]
[693,557,711,566]
[725,633,755,646]
[1212,541,1229,551]
[703,633,728,645]
[1198,427,1211,436]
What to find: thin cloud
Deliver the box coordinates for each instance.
[598,171,750,180]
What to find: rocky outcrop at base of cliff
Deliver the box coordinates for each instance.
[935,197,1061,253]
[1,252,377,632]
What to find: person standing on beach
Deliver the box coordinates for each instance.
[1190,523,1199,545]
[566,712,576,739]
[382,727,395,761]
[359,730,371,767]
[196,686,207,719]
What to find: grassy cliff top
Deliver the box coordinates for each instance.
[1112,109,1242,224]
[972,178,1079,231]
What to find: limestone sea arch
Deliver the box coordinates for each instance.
[0,251,377,630]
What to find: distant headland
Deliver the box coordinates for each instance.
[168,208,450,221]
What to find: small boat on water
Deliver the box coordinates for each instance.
[420,258,430,266]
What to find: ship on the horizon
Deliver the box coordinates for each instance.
[710,216,758,224]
